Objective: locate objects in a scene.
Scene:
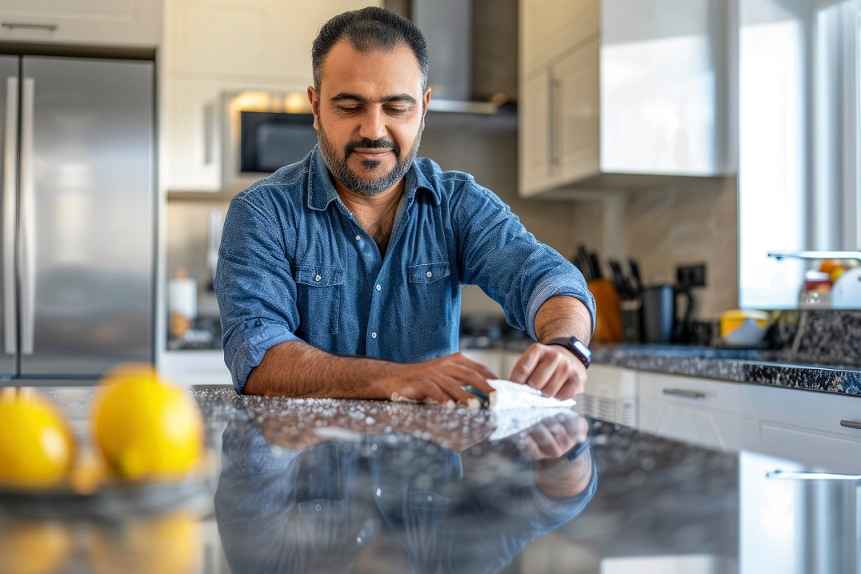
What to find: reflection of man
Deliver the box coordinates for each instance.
[215,7,595,402]
[214,414,597,573]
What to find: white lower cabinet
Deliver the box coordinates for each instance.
[638,396,760,452]
[637,371,760,452]
[591,365,861,472]
[749,384,861,474]
[578,365,638,426]
[159,350,232,387]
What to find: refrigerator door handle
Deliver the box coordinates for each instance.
[19,77,34,355]
[3,76,16,355]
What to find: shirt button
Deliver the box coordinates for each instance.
[314,274,322,282]
[426,271,433,278]
[355,235,361,241]
[370,331,377,339]
[375,284,382,291]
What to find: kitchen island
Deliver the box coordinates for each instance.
[0,384,858,573]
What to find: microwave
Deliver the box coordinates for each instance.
[220,91,317,192]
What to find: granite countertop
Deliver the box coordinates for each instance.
[0,384,856,573]
[591,344,861,397]
[460,337,861,397]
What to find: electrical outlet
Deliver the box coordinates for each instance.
[676,263,707,288]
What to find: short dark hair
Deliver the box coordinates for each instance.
[311,7,429,89]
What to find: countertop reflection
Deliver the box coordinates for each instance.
[0,384,856,573]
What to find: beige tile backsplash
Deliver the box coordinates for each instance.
[620,177,738,320]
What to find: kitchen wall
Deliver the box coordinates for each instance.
[569,177,739,321]
[624,177,738,320]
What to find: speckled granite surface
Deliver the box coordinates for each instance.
[591,345,861,397]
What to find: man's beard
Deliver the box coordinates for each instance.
[318,125,422,197]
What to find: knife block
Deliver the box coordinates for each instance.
[587,279,623,343]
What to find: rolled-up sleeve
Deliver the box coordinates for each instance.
[214,193,302,393]
[452,180,596,339]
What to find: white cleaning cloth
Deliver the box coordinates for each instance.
[486,380,577,441]
[487,379,576,410]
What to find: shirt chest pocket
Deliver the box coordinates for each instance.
[295,262,344,335]
[404,261,453,330]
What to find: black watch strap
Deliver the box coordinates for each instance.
[545,336,592,368]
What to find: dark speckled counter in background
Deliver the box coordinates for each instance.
[591,345,861,397]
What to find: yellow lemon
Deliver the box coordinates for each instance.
[90,366,203,481]
[0,390,75,489]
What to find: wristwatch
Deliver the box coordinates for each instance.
[545,336,592,368]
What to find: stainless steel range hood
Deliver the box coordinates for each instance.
[386,0,517,115]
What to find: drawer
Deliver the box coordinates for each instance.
[757,421,861,474]
[638,372,758,416]
[638,396,758,451]
[747,384,861,445]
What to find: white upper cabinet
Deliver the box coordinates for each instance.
[519,68,553,196]
[160,0,381,193]
[518,0,734,198]
[0,0,161,46]
[551,39,599,188]
[519,0,600,197]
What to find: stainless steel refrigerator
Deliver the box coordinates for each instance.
[0,55,155,380]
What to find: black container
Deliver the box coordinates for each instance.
[642,284,694,344]
[621,299,643,343]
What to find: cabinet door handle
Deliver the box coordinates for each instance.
[3,77,17,356]
[19,78,35,355]
[550,76,561,167]
[547,74,556,171]
[1,22,58,33]
[839,419,861,430]
[662,388,707,399]
[766,470,861,481]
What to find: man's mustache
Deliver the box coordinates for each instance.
[345,138,399,156]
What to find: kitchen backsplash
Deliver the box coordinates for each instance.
[623,177,738,319]
[570,177,739,321]
[787,310,861,367]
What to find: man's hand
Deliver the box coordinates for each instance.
[519,412,588,461]
[378,353,497,407]
[509,343,587,400]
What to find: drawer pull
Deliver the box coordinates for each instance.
[766,470,861,481]
[1,22,58,33]
[662,388,706,399]
[839,419,861,430]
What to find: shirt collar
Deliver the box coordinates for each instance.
[307,145,440,211]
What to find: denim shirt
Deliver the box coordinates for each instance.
[215,146,595,393]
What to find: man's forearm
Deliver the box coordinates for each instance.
[534,295,593,345]
[244,340,395,398]
[536,451,594,498]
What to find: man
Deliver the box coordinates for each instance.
[215,7,595,404]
